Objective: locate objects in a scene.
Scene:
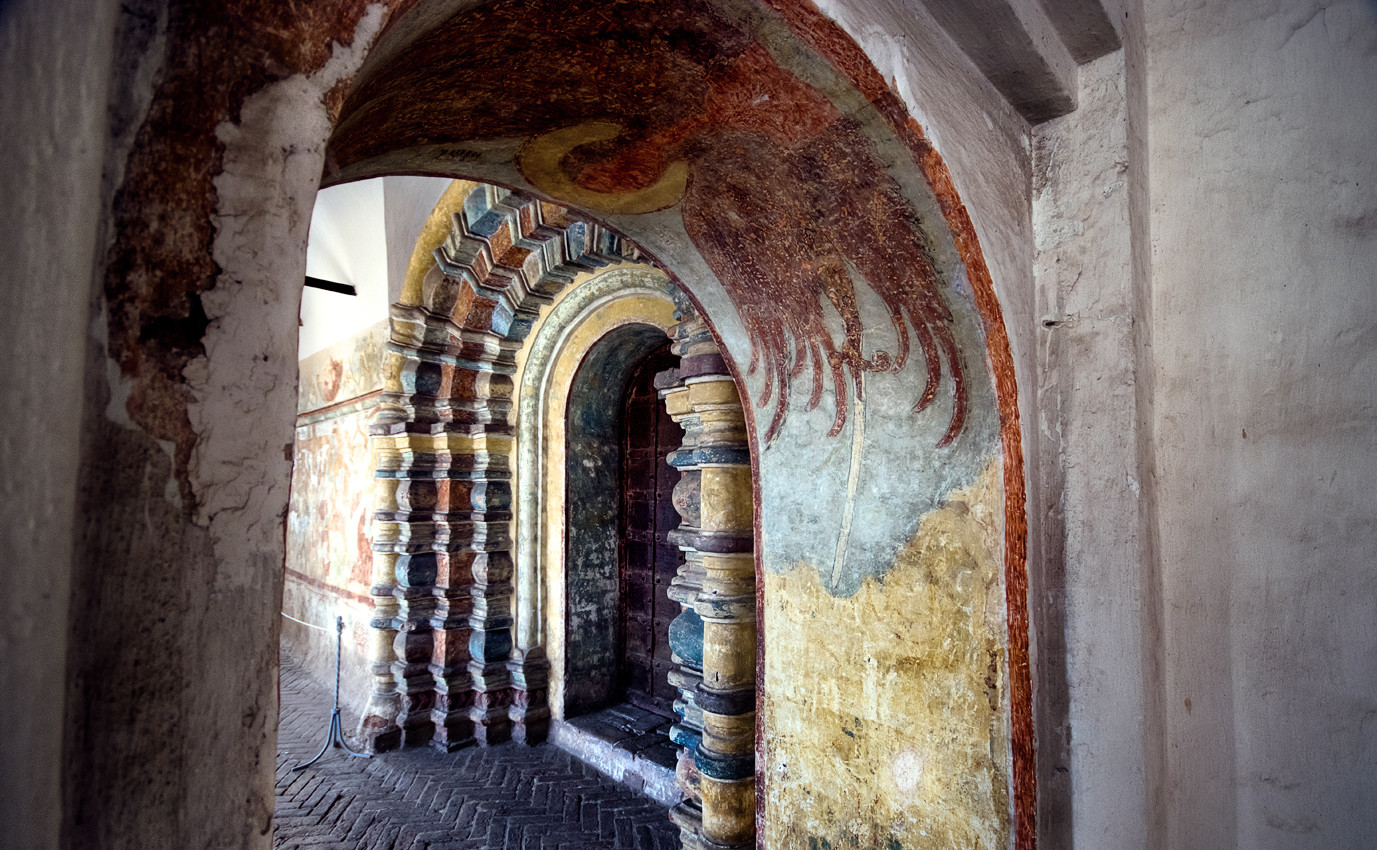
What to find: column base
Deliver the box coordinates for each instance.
[360,723,402,753]
[399,719,435,748]
[509,704,551,745]
[472,710,512,746]
[507,649,551,745]
[430,685,476,751]
[470,689,513,746]
[670,801,752,850]
[429,717,475,751]
[396,686,437,748]
[357,690,402,754]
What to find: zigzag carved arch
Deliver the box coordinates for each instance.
[365,184,663,754]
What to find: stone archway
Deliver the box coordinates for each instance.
[326,5,1032,843]
[562,328,678,720]
[366,179,765,842]
[505,260,760,844]
[69,1,1036,846]
[362,186,651,751]
[511,264,686,730]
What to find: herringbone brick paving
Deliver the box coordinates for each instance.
[275,652,681,849]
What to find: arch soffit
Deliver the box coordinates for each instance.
[347,2,1032,844]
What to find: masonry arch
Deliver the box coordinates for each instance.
[558,323,678,719]
[67,1,1035,847]
[324,3,1031,845]
[502,262,762,826]
[365,170,766,838]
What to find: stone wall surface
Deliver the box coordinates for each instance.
[0,0,121,846]
[1145,1,1377,845]
[283,380,383,717]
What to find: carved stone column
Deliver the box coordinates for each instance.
[664,309,756,850]
[690,376,755,850]
[661,373,706,806]
[430,549,476,750]
[356,422,403,751]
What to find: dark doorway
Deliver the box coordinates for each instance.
[617,343,682,718]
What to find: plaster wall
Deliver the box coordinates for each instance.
[59,5,389,846]
[0,0,121,845]
[762,460,1010,848]
[1144,1,1377,845]
[301,178,389,358]
[811,0,1034,372]
[808,0,1039,579]
[283,352,384,719]
[297,320,390,415]
[1031,44,1158,848]
[382,176,452,304]
[796,10,1059,839]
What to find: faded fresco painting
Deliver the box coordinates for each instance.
[332,0,966,448]
[325,0,1027,846]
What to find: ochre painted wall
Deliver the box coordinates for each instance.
[282,321,389,717]
[763,462,1007,848]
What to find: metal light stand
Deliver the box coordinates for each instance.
[292,616,371,771]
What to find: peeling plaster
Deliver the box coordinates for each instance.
[194,7,385,570]
[763,461,1009,849]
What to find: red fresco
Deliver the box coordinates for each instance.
[763,4,1034,844]
[328,0,967,445]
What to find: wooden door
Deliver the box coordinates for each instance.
[618,345,682,718]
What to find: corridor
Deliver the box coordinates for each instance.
[274,653,680,850]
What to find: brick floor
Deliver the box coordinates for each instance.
[275,652,681,850]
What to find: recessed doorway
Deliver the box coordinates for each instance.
[617,342,683,719]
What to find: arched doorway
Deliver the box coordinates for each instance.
[560,329,680,719]
[557,326,690,808]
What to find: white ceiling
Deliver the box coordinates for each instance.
[300,176,451,359]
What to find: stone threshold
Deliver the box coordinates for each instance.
[550,703,685,808]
